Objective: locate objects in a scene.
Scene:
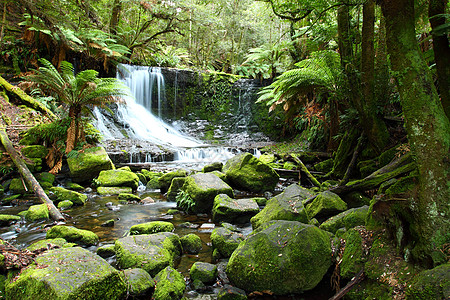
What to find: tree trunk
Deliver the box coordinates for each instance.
[380,0,450,266]
[0,130,65,221]
[429,0,450,119]
[110,0,122,36]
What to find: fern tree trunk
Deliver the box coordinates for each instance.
[66,105,82,154]
[380,0,450,266]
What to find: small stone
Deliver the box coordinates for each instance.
[101,219,115,227]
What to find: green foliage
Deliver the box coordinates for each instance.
[176,190,195,213]
[23,118,70,146]
[146,46,191,68]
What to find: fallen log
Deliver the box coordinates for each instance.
[0,129,64,221]
[329,269,365,300]
[290,153,321,187]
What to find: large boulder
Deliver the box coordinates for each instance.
[226,220,332,295]
[212,194,259,224]
[180,173,234,213]
[153,266,185,300]
[5,247,126,300]
[250,184,312,230]
[305,191,347,220]
[320,206,369,234]
[25,204,49,221]
[96,169,139,190]
[49,187,87,206]
[222,153,279,192]
[67,146,114,183]
[46,225,99,246]
[115,233,181,276]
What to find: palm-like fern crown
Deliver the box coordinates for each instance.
[27,58,130,110]
[257,50,341,112]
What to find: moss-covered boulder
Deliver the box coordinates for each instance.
[96,169,139,190]
[406,263,450,299]
[158,169,188,193]
[25,204,49,221]
[305,191,347,220]
[9,178,27,194]
[217,284,247,300]
[46,225,99,246]
[0,214,21,226]
[57,200,73,210]
[250,184,312,230]
[212,194,259,224]
[342,191,371,208]
[114,233,181,276]
[153,266,185,300]
[339,228,366,280]
[319,206,369,234]
[36,172,56,189]
[222,153,279,192]
[118,193,141,202]
[211,226,244,258]
[5,247,126,300]
[181,173,234,213]
[180,233,202,254]
[313,158,334,173]
[67,146,114,183]
[21,145,48,159]
[129,221,174,235]
[97,186,132,195]
[122,268,155,297]
[26,238,74,252]
[190,262,218,284]
[96,244,116,258]
[226,220,332,295]
[65,181,85,191]
[166,177,186,201]
[202,162,223,173]
[49,187,87,205]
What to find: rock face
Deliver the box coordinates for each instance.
[5,247,126,300]
[226,220,332,295]
[115,233,182,276]
[320,206,369,234]
[212,194,260,224]
[181,173,234,213]
[46,225,99,246]
[67,146,114,183]
[96,169,140,190]
[305,191,347,220]
[222,153,279,192]
[250,184,312,230]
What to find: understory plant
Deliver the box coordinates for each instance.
[176,190,195,213]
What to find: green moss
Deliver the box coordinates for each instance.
[340,228,365,279]
[190,262,218,284]
[57,200,73,210]
[313,158,334,173]
[9,178,28,194]
[166,177,186,201]
[158,169,188,193]
[25,204,49,221]
[97,186,132,195]
[96,244,116,258]
[122,268,155,296]
[49,187,87,205]
[67,146,114,184]
[129,221,174,235]
[21,145,48,159]
[118,193,141,202]
[211,227,244,258]
[0,214,21,226]
[406,263,450,299]
[153,266,185,300]
[180,233,202,254]
[319,206,369,234]
[26,238,71,252]
[202,162,223,173]
[305,191,347,220]
[46,225,99,246]
[96,169,139,190]
[212,194,260,224]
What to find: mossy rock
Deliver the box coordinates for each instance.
[158,169,188,193]
[97,186,132,195]
[25,204,49,221]
[202,162,223,173]
[26,238,74,252]
[118,193,141,202]
[212,194,259,224]
[46,225,99,246]
[339,228,366,280]
[166,177,186,201]
[258,153,277,165]
[250,184,312,230]
[57,200,73,210]
[9,178,27,194]
[0,214,21,226]
[122,268,155,297]
[96,169,139,190]
[136,172,147,185]
[223,153,279,192]
[114,233,181,276]
[190,262,218,284]
[67,146,114,183]
[226,220,332,295]
[313,158,334,173]
[153,266,185,300]
[65,181,85,191]
[217,284,247,300]
[96,244,116,258]
[305,191,347,220]
[5,247,126,300]
[49,187,87,205]
[181,172,234,214]
[36,172,55,187]
[180,233,202,254]
[211,227,244,258]
[319,206,369,234]
[25,157,42,172]
[406,263,450,299]
[21,145,48,159]
[129,221,174,235]
[342,191,371,208]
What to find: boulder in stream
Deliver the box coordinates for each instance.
[122,268,155,297]
[25,204,49,221]
[211,226,245,259]
[0,214,21,226]
[190,262,218,285]
[212,194,259,224]
[67,146,114,183]
[96,169,140,190]
[46,225,99,246]
[129,221,174,235]
[153,266,186,300]
[226,220,332,295]
[180,233,202,254]
[223,153,279,192]
[158,169,188,193]
[49,186,87,205]
[5,247,126,300]
[250,184,312,230]
[97,186,132,195]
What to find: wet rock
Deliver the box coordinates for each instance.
[211,226,244,258]
[123,268,155,296]
[320,206,369,234]
[129,221,174,235]
[202,162,223,173]
[118,193,141,202]
[226,220,332,295]
[67,146,114,183]
[158,169,188,193]
[190,262,218,285]
[167,177,186,201]
[153,266,185,300]
[96,169,140,190]
[223,153,279,192]
[141,196,156,204]
[96,244,116,258]
[65,181,85,191]
[46,225,99,246]
[97,186,132,195]
[305,190,347,220]
[26,238,75,252]
[212,194,259,224]
[0,214,21,226]
[250,184,312,230]
[49,187,87,205]
[5,247,126,300]
[101,219,115,227]
[217,284,247,300]
[25,204,49,221]
[57,200,73,210]
[180,233,202,254]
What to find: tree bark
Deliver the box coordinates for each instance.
[0,130,65,221]
[110,0,122,36]
[429,0,450,119]
[380,0,450,266]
